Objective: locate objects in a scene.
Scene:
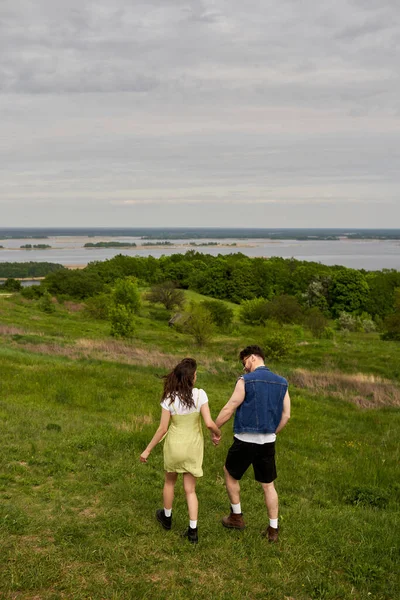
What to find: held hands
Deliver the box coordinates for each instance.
[140,449,150,463]
[211,432,221,446]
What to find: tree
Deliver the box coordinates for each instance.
[182,303,215,346]
[304,307,329,338]
[1,278,22,292]
[381,288,400,341]
[111,278,141,313]
[265,295,303,324]
[329,269,369,317]
[44,269,105,299]
[146,281,185,311]
[201,299,234,331]
[239,298,269,325]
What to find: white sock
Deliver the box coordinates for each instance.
[164,508,172,517]
[231,503,242,514]
[269,518,278,529]
[189,520,197,529]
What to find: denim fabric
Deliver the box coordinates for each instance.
[233,366,288,434]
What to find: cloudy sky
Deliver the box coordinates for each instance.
[1,0,399,228]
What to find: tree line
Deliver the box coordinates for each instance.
[7,252,400,341]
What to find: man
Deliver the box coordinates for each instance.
[214,345,290,542]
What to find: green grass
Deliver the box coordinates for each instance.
[0,294,399,599]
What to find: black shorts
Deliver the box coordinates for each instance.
[225,437,277,483]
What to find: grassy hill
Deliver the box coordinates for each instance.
[0,291,399,599]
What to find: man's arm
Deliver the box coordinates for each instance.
[275,390,291,434]
[215,378,246,429]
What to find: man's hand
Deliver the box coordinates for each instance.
[211,433,221,446]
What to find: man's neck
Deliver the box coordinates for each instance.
[252,359,265,371]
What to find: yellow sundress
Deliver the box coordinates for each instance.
[163,392,204,478]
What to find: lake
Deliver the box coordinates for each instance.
[0,235,399,271]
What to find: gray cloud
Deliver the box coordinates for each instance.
[0,0,399,227]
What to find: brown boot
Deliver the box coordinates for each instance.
[222,510,245,530]
[262,525,279,543]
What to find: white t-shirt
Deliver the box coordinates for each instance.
[160,388,208,415]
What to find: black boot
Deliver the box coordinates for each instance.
[156,509,172,530]
[183,526,198,544]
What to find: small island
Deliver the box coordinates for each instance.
[84,241,137,248]
[141,241,173,246]
[20,244,52,249]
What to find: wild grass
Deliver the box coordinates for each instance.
[0,294,399,599]
[291,369,400,408]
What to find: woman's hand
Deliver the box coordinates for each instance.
[140,449,150,463]
[211,432,221,446]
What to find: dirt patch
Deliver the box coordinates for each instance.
[291,369,400,408]
[0,324,28,335]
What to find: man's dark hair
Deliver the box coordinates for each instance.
[239,345,265,361]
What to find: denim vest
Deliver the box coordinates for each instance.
[233,366,288,434]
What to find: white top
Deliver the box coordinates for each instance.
[234,432,276,444]
[161,388,208,415]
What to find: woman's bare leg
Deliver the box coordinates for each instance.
[183,473,198,521]
[163,472,178,510]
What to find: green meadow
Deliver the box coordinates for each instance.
[0,291,399,600]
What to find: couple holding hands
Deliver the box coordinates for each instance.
[140,345,291,544]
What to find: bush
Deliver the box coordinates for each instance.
[265,294,303,325]
[20,285,44,300]
[263,331,292,360]
[1,278,22,292]
[201,299,234,331]
[381,288,400,341]
[146,281,185,311]
[345,486,389,509]
[38,291,56,313]
[337,311,361,332]
[44,269,105,299]
[112,278,141,313]
[321,326,335,339]
[239,298,269,325]
[181,303,215,346]
[84,293,111,320]
[109,305,135,339]
[304,307,329,338]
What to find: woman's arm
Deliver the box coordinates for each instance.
[200,403,221,438]
[140,408,171,462]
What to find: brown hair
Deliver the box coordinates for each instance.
[161,358,197,409]
[239,345,265,361]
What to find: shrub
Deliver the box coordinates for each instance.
[381,288,400,341]
[263,331,292,360]
[304,307,329,338]
[321,326,335,339]
[345,485,389,509]
[265,294,303,324]
[20,285,44,300]
[337,311,360,332]
[38,291,56,313]
[201,299,234,331]
[181,303,215,346]
[84,293,111,320]
[112,278,141,313]
[239,298,269,325]
[109,305,135,339]
[146,281,185,311]
[44,269,105,299]
[1,278,22,292]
